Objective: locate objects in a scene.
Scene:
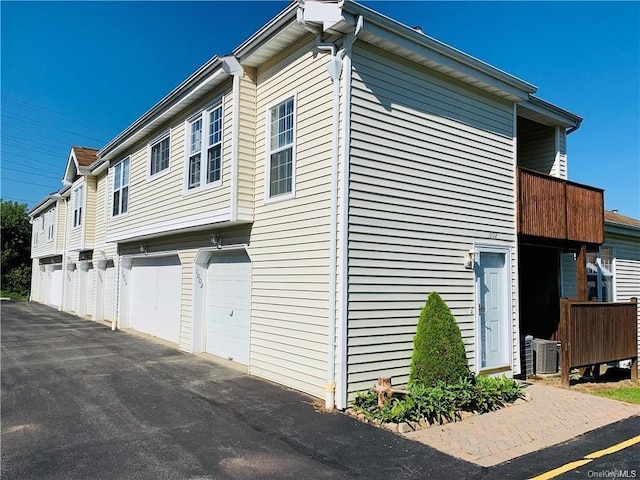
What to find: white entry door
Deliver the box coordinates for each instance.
[477,250,510,370]
[78,265,95,317]
[206,252,251,364]
[129,256,181,344]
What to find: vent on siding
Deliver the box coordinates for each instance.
[533,339,558,374]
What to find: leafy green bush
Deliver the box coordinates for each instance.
[351,375,524,425]
[409,292,469,387]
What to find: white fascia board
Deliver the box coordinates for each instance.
[105,208,233,244]
[519,96,582,129]
[99,57,226,162]
[63,149,79,185]
[343,1,537,100]
[233,2,299,61]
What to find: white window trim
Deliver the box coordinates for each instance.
[587,245,616,302]
[182,102,224,196]
[147,130,172,181]
[111,157,130,219]
[72,184,85,229]
[264,91,297,204]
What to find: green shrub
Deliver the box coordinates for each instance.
[409,292,469,387]
[351,374,524,425]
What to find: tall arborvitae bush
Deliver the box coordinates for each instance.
[409,292,469,387]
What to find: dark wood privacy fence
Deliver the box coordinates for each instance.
[517,167,604,244]
[559,298,638,387]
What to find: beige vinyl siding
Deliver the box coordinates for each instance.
[94,171,108,246]
[31,205,59,259]
[107,82,234,238]
[249,36,335,399]
[237,68,257,217]
[84,176,97,246]
[56,200,66,250]
[517,117,556,176]
[347,43,517,396]
[68,181,84,249]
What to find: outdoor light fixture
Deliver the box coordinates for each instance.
[211,235,221,248]
[139,244,148,254]
[463,249,475,270]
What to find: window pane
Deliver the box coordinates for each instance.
[191,119,202,154]
[209,107,222,146]
[114,165,121,190]
[269,147,292,197]
[207,145,221,183]
[122,159,130,186]
[121,186,128,214]
[189,154,201,188]
[113,191,120,216]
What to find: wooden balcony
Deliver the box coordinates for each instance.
[517,167,604,245]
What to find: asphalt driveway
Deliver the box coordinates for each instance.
[1,301,482,480]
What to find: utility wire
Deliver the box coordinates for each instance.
[3,124,91,147]
[2,159,62,175]
[2,96,116,132]
[2,165,60,180]
[2,112,111,144]
[1,196,39,204]
[1,151,67,169]
[2,177,60,189]
[2,132,71,152]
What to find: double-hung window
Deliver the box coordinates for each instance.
[150,134,170,176]
[73,185,84,227]
[187,104,223,191]
[112,158,130,216]
[47,209,54,241]
[32,222,38,246]
[267,96,295,199]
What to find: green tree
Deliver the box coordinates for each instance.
[409,291,469,387]
[1,199,32,296]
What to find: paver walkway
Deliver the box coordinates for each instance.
[405,381,640,467]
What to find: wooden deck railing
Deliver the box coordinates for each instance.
[517,168,604,245]
[559,298,638,387]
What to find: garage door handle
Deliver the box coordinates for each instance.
[229,309,233,317]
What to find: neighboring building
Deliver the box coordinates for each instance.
[28,1,634,409]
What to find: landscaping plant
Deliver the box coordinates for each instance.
[352,375,524,425]
[409,292,469,387]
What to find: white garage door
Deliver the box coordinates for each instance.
[96,261,116,321]
[129,256,181,344]
[206,252,251,364]
[78,265,94,317]
[47,265,63,308]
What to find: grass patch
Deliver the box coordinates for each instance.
[594,387,640,404]
[0,291,28,301]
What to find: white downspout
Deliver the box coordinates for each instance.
[222,56,244,222]
[302,17,362,411]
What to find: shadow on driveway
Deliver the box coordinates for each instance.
[1,301,483,480]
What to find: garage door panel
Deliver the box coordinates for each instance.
[206,253,251,365]
[129,256,181,345]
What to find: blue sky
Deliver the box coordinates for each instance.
[2,1,639,218]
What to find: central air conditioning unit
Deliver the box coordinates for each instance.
[533,339,558,374]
